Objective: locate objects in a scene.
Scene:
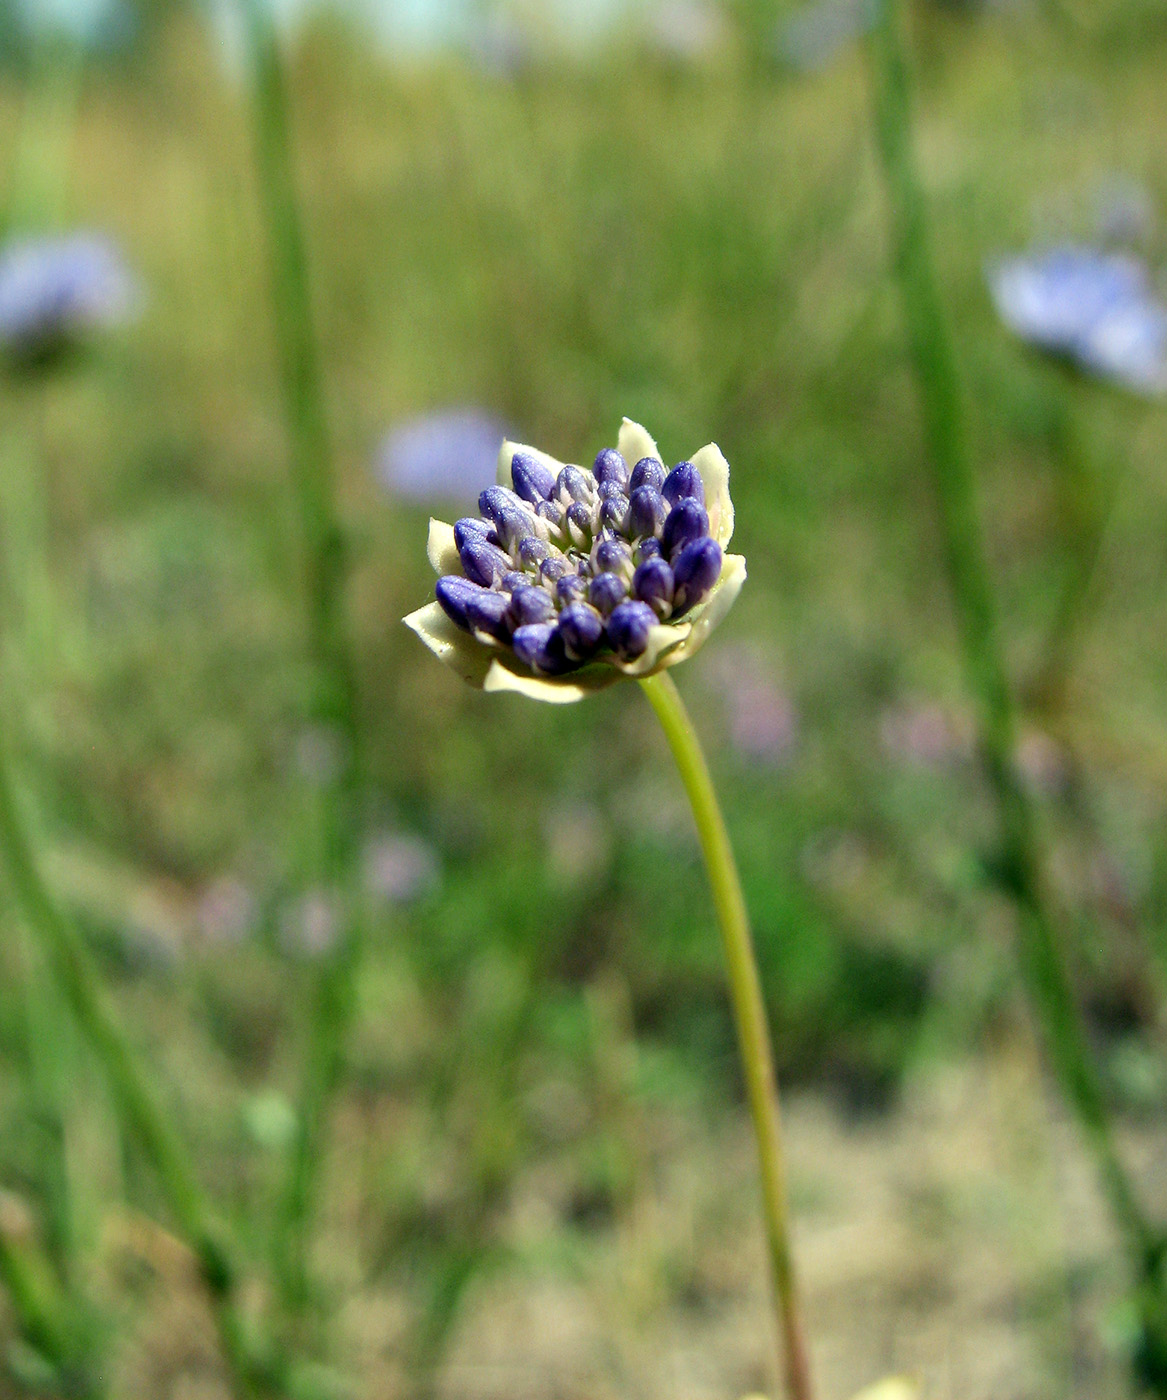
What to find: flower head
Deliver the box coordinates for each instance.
[0,233,139,358]
[404,418,746,703]
[375,407,512,504]
[987,244,1167,395]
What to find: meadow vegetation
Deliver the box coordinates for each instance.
[1,2,1167,1394]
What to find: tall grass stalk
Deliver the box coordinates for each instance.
[0,42,96,1376]
[0,1192,101,1398]
[2,36,83,236]
[866,0,1167,1380]
[0,726,277,1399]
[640,671,815,1400]
[1027,395,1123,712]
[237,0,363,1319]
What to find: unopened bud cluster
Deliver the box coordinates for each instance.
[435,445,723,675]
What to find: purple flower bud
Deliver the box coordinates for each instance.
[632,556,675,619]
[558,601,604,659]
[556,574,588,606]
[518,536,551,569]
[589,571,628,616]
[566,500,595,547]
[535,498,563,527]
[510,451,556,503]
[556,465,593,504]
[593,447,629,490]
[436,575,491,631]
[628,485,667,539]
[662,500,710,560]
[453,516,497,550]
[635,537,662,563]
[597,478,625,501]
[662,461,704,507]
[606,600,657,660]
[512,622,570,674]
[629,456,666,493]
[540,557,569,585]
[510,583,556,626]
[479,484,536,548]
[459,534,511,587]
[599,494,629,533]
[464,587,513,640]
[672,537,722,614]
[502,570,528,592]
[594,537,633,576]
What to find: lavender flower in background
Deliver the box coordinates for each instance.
[375,408,513,505]
[280,889,340,959]
[363,831,439,904]
[777,0,877,73]
[987,245,1167,395]
[879,701,970,770]
[464,13,532,76]
[1015,728,1071,799]
[197,876,257,947]
[0,233,139,357]
[707,646,798,765]
[645,1,727,62]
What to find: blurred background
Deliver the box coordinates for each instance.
[1,0,1167,1395]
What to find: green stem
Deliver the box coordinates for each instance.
[639,671,814,1400]
[1023,394,1119,712]
[19,926,77,1277]
[2,35,84,236]
[0,727,272,1399]
[0,1194,99,1398]
[867,0,1163,1327]
[238,0,355,748]
[236,0,362,1319]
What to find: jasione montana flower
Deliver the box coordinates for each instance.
[403,418,746,703]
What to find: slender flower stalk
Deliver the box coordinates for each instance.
[0,1193,101,1399]
[640,670,814,1400]
[866,0,1167,1381]
[236,0,364,1318]
[2,37,83,236]
[19,926,77,1274]
[0,725,275,1399]
[1028,399,1124,712]
[0,41,101,1378]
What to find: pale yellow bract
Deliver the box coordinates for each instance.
[403,417,747,703]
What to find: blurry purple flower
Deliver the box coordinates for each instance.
[708,646,798,766]
[363,832,439,904]
[0,233,139,354]
[731,680,798,765]
[987,245,1167,395]
[880,702,970,769]
[778,0,877,73]
[375,409,512,505]
[464,15,532,77]
[1015,728,1071,798]
[647,1,727,61]
[197,876,257,946]
[281,889,340,959]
